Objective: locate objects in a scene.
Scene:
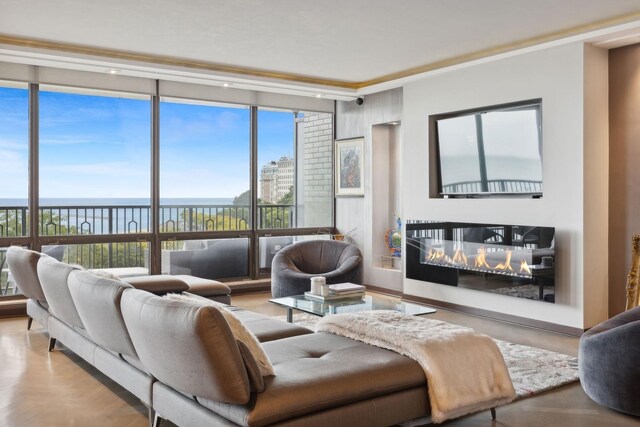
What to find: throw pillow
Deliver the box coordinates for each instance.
[90,269,121,281]
[164,293,275,376]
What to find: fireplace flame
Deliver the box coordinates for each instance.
[452,249,467,265]
[494,250,514,272]
[425,247,447,263]
[474,247,492,269]
[424,245,534,278]
[520,260,531,275]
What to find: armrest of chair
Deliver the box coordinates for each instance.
[330,256,361,275]
[579,318,640,410]
[272,254,303,275]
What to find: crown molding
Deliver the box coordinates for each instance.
[355,11,640,89]
[0,34,360,90]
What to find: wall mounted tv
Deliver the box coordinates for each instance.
[432,99,542,198]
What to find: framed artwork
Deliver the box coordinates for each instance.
[335,137,364,197]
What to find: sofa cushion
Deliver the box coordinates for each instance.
[68,269,139,359]
[37,256,84,329]
[123,275,189,294]
[164,293,274,376]
[174,275,231,298]
[121,289,251,405]
[228,308,313,342]
[6,246,47,302]
[199,332,427,426]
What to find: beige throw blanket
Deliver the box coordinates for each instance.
[315,311,515,423]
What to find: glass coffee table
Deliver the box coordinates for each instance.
[269,294,436,323]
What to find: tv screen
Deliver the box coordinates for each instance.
[434,99,542,197]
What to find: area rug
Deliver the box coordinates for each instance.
[278,312,579,400]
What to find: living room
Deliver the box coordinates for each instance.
[2,2,640,426]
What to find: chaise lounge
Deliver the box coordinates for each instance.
[121,289,431,427]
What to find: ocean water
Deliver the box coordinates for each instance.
[0,198,234,207]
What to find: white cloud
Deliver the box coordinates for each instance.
[0,149,28,197]
[40,137,92,146]
[0,138,27,150]
[41,162,148,177]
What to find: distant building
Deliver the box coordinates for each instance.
[259,156,294,203]
[275,156,294,202]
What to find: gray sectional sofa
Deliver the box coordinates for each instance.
[15,246,433,427]
[6,246,232,332]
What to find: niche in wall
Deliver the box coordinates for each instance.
[372,123,402,277]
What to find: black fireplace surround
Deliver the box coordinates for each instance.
[406,221,555,303]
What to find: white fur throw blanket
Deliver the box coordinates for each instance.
[315,311,515,423]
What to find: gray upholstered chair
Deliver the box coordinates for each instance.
[579,306,640,416]
[271,240,363,298]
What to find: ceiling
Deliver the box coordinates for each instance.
[2,0,640,96]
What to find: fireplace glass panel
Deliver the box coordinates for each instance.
[406,221,555,303]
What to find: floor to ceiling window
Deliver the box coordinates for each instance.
[0,77,334,300]
[0,82,29,296]
[159,99,251,279]
[39,86,152,272]
[256,108,334,273]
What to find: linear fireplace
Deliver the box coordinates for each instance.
[406,221,555,303]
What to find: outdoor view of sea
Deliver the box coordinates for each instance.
[0,198,235,207]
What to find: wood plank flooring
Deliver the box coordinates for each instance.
[0,292,638,427]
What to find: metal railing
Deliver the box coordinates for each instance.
[0,203,294,237]
[0,203,294,273]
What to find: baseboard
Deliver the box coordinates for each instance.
[402,294,584,337]
[226,279,271,295]
[365,284,403,297]
[0,298,27,318]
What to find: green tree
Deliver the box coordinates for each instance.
[278,186,294,205]
[233,189,251,206]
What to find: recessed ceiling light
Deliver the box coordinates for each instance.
[389,121,400,125]
[315,94,322,98]
[222,82,231,87]
[107,69,120,75]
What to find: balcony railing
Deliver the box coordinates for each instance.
[0,203,294,237]
[0,203,294,275]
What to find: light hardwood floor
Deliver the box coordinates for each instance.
[0,292,637,427]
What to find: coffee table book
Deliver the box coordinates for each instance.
[304,291,365,301]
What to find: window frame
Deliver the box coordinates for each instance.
[0,81,336,304]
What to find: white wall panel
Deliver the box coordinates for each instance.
[401,42,609,329]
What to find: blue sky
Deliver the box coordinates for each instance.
[0,87,294,199]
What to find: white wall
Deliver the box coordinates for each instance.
[401,43,609,329]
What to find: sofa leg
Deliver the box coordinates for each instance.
[145,405,156,427]
[27,317,33,331]
[490,407,496,420]
[48,337,56,352]
[152,412,162,427]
